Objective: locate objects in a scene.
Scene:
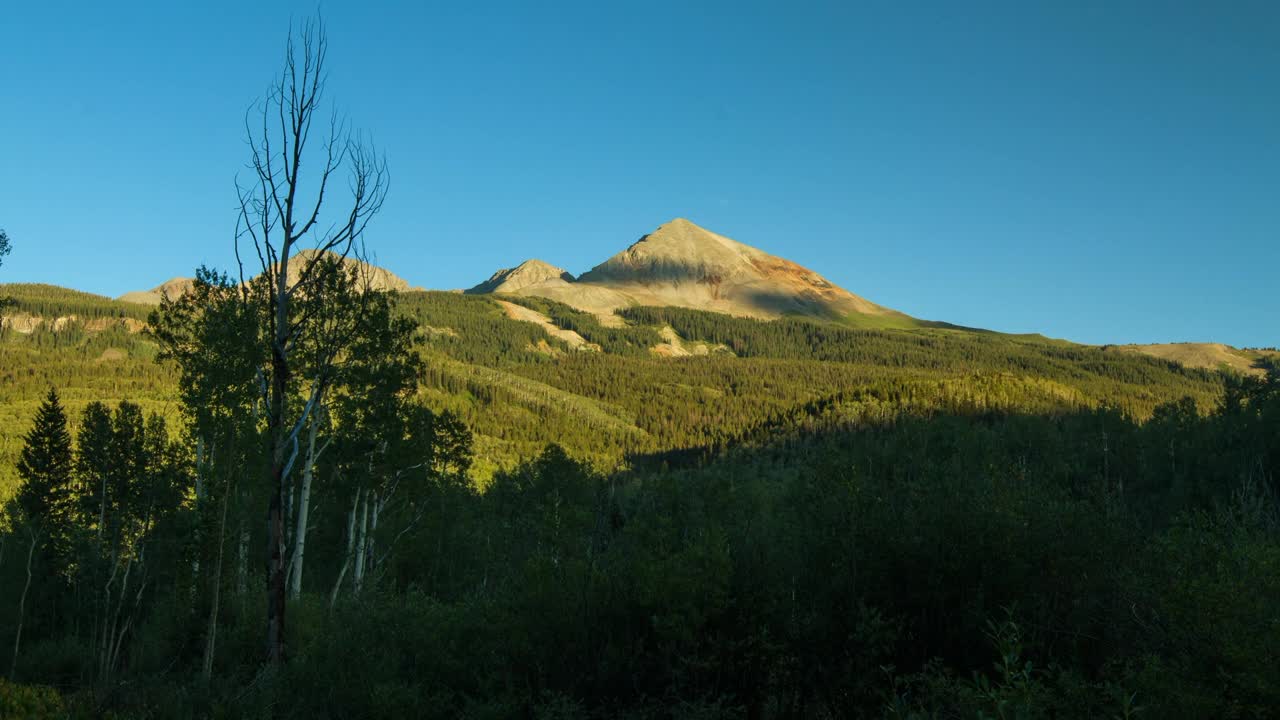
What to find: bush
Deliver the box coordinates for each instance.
[0,679,66,719]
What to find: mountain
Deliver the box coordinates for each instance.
[466,259,574,295]
[116,249,413,304]
[286,249,415,293]
[467,218,923,327]
[1119,342,1277,377]
[118,277,196,305]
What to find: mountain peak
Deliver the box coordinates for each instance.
[118,277,196,305]
[581,218,765,286]
[466,259,574,295]
[280,249,413,292]
[466,218,911,325]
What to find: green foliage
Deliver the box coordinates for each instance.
[0,678,65,719]
[1123,509,1280,716]
[2,373,1278,717]
[0,315,175,503]
[13,388,75,534]
[397,290,563,366]
[0,285,1228,499]
[0,283,152,322]
[620,305,1216,395]
[505,294,663,356]
[1,280,1276,717]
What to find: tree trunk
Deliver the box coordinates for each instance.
[191,435,207,598]
[102,545,147,680]
[353,489,369,596]
[265,477,286,663]
[97,469,107,546]
[236,521,249,597]
[285,472,294,552]
[264,234,291,663]
[288,418,320,600]
[366,491,381,579]
[202,475,231,680]
[195,435,206,502]
[328,490,360,609]
[234,17,388,665]
[9,528,36,678]
[100,551,135,681]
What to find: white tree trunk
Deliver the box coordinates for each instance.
[9,528,36,678]
[202,478,230,681]
[287,419,321,600]
[329,489,360,608]
[353,490,369,595]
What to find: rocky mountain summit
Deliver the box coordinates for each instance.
[466,259,574,295]
[468,218,916,325]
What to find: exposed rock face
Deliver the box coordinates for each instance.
[0,313,146,334]
[469,217,912,323]
[466,259,575,295]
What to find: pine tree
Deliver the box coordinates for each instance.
[105,401,146,550]
[14,387,76,553]
[75,401,113,544]
[9,387,75,677]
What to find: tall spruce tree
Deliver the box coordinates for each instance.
[10,387,74,677]
[76,401,114,544]
[14,387,75,558]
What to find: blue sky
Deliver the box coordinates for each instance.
[1,1,1276,346]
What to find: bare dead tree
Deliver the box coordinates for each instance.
[235,17,388,664]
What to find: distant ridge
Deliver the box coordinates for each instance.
[6,218,1272,373]
[117,250,414,304]
[1117,342,1277,377]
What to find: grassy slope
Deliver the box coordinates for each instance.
[1117,342,1277,377]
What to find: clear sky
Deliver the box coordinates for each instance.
[1,1,1276,346]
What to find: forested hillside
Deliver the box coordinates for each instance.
[1,273,1277,717]
[0,285,177,500]
[7,274,1276,717]
[1,283,1226,501]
